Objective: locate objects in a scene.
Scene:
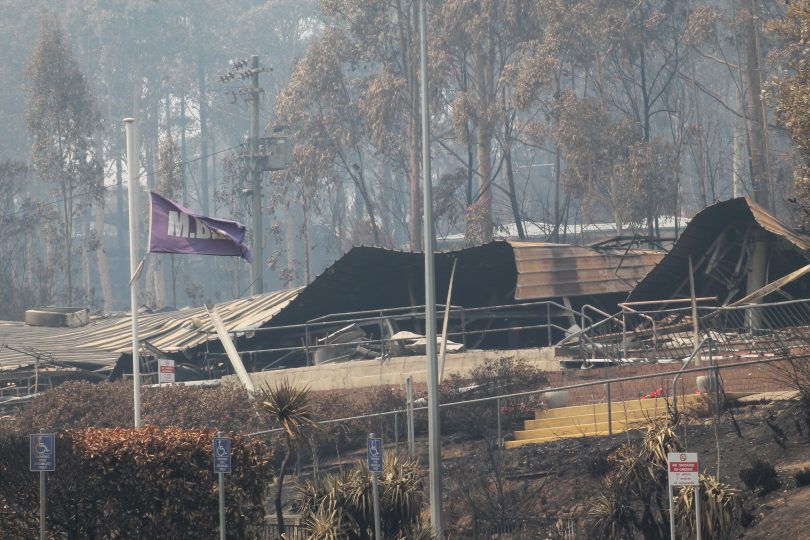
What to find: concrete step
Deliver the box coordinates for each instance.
[534,395,697,420]
[514,418,650,440]
[506,391,755,449]
[523,406,661,430]
[504,427,628,449]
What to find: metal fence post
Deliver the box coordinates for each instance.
[378,311,385,358]
[621,311,627,359]
[406,376,415,458]
[304,325,311,366]
[606,381,613,436]
[394,412,399,451]
[461,308,467,349]
[546,303,552,345]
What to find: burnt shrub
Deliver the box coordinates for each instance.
[793,467,810,487]
[9,380,268,435]
[739,458,780,496]
[586,451,613,478]
[303,385,409,463]
[439,356,548,439]
[0,426,271,539]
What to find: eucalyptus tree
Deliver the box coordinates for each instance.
[770,0,810,224]
[25,19,103,307]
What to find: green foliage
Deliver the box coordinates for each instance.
[739,458,780,496]
[297,451,436,539]
[0,426,271,539]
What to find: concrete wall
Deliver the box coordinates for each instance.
[239,348,563,392]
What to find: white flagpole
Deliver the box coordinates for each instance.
[124,118,142,428]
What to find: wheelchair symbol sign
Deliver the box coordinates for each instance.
[30,434,55,472]
[213,437,231,474]
[367,437,383,472]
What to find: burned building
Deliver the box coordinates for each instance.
[0,240,661,398]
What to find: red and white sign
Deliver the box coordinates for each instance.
[158,359,176,384]
[667,452,699,486]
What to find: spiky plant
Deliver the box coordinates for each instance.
[593,421,682,539]
[300,499,346,540]
[588,480,636,540]
[297,452,429,538]
[675,474,741,540]
[261,381,319,535]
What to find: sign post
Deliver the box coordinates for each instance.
[214,433,231,540]
[667,452,700,540]
[158,359,175,385]
[367,434,383,540]
[30,431,55,540]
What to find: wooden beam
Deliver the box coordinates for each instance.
[730,262,810,306]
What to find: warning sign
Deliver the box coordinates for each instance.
[158,359,175,384]
[667,452,699,486]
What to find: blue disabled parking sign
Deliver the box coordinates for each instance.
[367,436,383,473]
[30,433,55,472]
[213,437,231,474]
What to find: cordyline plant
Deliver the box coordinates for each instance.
[588,421,741,540]
[297,452,436,539]
[261,380,319,535]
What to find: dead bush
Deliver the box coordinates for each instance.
[0,426,271,539]
[585,450,613,478]
[589,422,739,539]
[793,467,810,487]
[739,458,780,496]
[9,380,267,435]
[440,356,547,440]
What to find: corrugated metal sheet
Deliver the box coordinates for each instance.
[509,241,663,300]
[628,197,810,302]
[0,287,303,373]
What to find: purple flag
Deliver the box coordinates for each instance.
[148,191,252,262]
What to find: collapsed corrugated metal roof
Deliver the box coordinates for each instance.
[0,288,302,376]
[0,239,662,381]
[628,197,810,303]
[509,241,662,300]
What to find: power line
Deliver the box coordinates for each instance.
[2,144,242,220]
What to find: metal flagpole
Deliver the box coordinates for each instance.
[419,0,443,534]
[124,118,142,428]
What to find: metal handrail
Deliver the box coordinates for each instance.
[556,310,622,346]
[671,337,710,420]
[245,353,800,437]
[218,299,592,367]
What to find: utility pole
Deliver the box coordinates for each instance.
[420,0,443,535]
[249,55,263,295]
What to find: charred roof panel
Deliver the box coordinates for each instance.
[509,241,663,300]
[0,288,303,374]
[628,197,810,303]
